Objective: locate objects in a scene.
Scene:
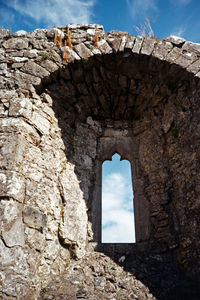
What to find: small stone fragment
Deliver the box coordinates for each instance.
[23,206,47,232]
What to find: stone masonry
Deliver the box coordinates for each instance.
[0,24,200,299]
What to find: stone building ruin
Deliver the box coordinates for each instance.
[0,24,200,299]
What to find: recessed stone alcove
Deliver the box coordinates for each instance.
[0,25,200,298]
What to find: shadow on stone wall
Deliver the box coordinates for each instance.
[96,243,200,300]
[41,52,200,299]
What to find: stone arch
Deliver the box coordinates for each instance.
[1,25,200,296]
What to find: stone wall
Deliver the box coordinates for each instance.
[0,24,200,298]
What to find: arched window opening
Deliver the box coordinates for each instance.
[102,153,135,243]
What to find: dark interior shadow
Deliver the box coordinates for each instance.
[96,243,200,300]
[38,52,200,300]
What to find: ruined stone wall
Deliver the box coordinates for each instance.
[0,24,200,298]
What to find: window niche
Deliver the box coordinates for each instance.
[92,135,150,245]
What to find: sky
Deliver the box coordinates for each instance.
[0,0,200,42]
[102,154,135,243]
[0,0,199,242]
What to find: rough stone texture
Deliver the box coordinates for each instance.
[0,24,200,299]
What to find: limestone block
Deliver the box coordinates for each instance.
[107,37,121,52]
[0,117,40,145]
[97,39,112,54]
[141,37,156,55]
[187,58,200,74]
[0,29,9,39]
[125,36,135,50]
[58,164,88,258]
[9,97,32,118]
[12,57,28,62]
[13,30,27,37]
[25,227,46,251]
[164,35,185,46]
[0,239,28,278]
[74,43,93,60]
[14,70,42,88]
[38,59,59,73]
[24,49,38,58]
[46,27,65,39]
[21,61,50,78]
[31,110,51,135]
[44,240,60,260]
[23,206,47,232]
[119,35,127,52]
[175,51,196,69]
[0,90,17,101]
[182,41,200,55]
[166,47,196,68]
[152,40,173,60]
[3,38,29,50]
[132,36,143,54]
[0,171,25,202]
[69,24,104,30]
[61,46,81,63]
[87,28,95,35]
[165,47,181,63]
[0,239,15,266]
[0,199,25,247]
[0,49,5,61]
[0,63,7,75]
[28,29,48,40]
[91,47,102,55]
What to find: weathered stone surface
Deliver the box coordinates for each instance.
[0,29,9,39]
[182,41,200,55]
[62,46,81,63]
[3,38,29,50]
[119,35,127,52]
[187,58,200,74]
[23,206,47,232]
[165,35,185,46]
[74,42,93,59]
[152,40,173,60]
[0,171,25,202]
[0,200,25,247]
[107,37,121,52]
[13,30,27,37]
[14,70,42,87]
[97,39,112,54]
[9,97,32,118]
[21,60,50,78]
[141,37,156,55]
[25,227,46,251]
[125,36,135,49]
[132,36,143,54]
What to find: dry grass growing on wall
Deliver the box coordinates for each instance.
[134,17,154,37]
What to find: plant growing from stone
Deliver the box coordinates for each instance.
[67,27,73,49]
[134,17,154,37]
[94,25,99,47]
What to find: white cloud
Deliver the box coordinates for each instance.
[102,172,135,243]
[170,26,186,38]
[1,0,95,28]
[125,0,158,18]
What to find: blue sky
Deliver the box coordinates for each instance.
[0,0,200,42]
[102,154,135,243]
